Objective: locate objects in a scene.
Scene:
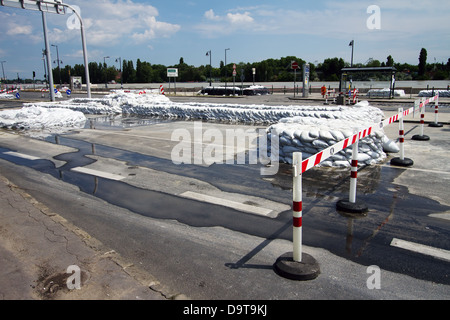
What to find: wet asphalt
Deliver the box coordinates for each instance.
[0,90,449,299]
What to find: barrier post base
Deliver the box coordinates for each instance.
[390,157,414,167]
[336,199,368,214]
[429,123,443,128]
[412,134,430,141]
[273,252,320,281]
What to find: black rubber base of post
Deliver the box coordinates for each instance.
[412,134,430,141]
[429,123,443,128]
[273,252,320,281]
[336,199,368,214]
[391,157,414,167]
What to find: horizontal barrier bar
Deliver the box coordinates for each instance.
[300,95,438,174]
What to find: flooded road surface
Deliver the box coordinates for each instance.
[0,115,449,286]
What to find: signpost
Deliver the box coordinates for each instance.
[167,68,178,95]
[232,64,237,96]
[0,0,66,14]
[1,0,91,100]
[302,63,310,98]
[291,61,299,97]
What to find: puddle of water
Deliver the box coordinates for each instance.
[84,115,175,131]
[1,123,449,284]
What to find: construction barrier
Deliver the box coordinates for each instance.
[160,85,165,95]
[324,89,336,105]
[275,94,441,280]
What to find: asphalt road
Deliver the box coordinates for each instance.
[0,93,449,300]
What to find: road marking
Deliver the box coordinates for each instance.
[428,213,450,221]
[390,238,450,262]
[381,164,450,176]
[3,151,41,161]
[71,167,125,181]
[180,191,273,216]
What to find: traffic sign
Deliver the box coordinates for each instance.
[232,70,237,77]
[291,61,299,70]
[15,92,20,99]
[167,68,178,77]
[66,89,71,96]
[1,0,66,15]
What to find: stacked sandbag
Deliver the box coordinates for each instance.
[418,90,450,98]
[366,88,406,97]
[266,108,398,167]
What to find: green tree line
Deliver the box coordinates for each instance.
[13,48,450,85]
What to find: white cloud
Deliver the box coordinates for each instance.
[195,2,450,42]
[204,9,220,21]
[197,9,255,37]
[226,12,254,25]
[44,0,180,46]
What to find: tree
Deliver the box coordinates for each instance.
[319,58,346,81]
[418,48,427,77]
[386,55,394,67]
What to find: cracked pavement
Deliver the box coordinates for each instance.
[0,174,178,300]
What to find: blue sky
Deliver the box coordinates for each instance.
[1,0,449,80]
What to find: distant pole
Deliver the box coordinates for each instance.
[103,56,110,88]
[206,50,212,86]
[51,44,62,87]
[0,61,6,84]
[349,40,354,67]
[116,57,123,89]
[225,48,230,91]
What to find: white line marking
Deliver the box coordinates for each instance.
[180,191,273,216]
[71,167,125,181]
[381,164,450,176]
[390,238,450,262]
[428,213,450,221]
[3,151,40,161]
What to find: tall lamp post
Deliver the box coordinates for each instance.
[115,57,123,89]
[0,61,6,88]
[51,44,63,87]
[225,48,230,91]
[349,40,354,67]
[206,50,212,86]
[103,56,110,88]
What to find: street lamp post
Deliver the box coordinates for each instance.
[206,50,212,86]
[0,61,6,88]
[225,48,230,91]
[51,44,63,87]
[115,57,123,89]
[103,56,110,88]
[349,40,354,67]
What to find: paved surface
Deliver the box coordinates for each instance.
[0,172,181,300]
[0,92,449,301]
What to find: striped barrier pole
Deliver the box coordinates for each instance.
[391,108,414,167]
[292,152,303,262]
[349,136,359,204]
[412,98,430,141]
[273,152,320,281]
[429,95,443,128]
[336,132,368,214]
[160,85,165,95]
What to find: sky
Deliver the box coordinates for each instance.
[0,0,449,80]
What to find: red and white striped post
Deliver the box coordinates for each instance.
[391,108,414,166]
[336,131,368,214]
[292,152,303,262]
[273,152,320,281]
[160,85,165,95]
[412,99,430,141]
[429,95,443,128]
[349,135,359,204]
